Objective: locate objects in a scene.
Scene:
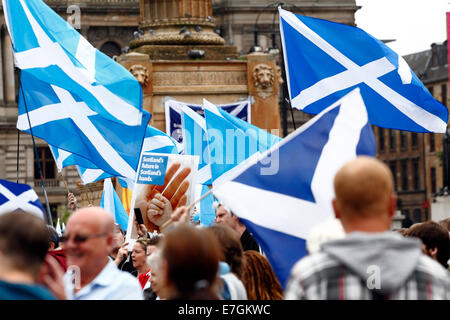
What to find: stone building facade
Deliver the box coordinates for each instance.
[374,42,449,225]
[0,0,358,223]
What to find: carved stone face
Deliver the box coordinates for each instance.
[129,64,149,87]
[253,64,274,90]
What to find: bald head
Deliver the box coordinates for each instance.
[63,207,115,284]
[334,157,395,220]
[68,207,115,235]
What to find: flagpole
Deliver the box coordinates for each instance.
[18,78,54,226]
[16,129,20,183]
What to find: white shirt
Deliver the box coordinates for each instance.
[64,259,143,300]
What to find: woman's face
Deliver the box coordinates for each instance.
[131,242,147,269]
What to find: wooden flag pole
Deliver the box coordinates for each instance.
[59,171,70,194]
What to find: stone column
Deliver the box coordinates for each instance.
[3,32,15,104]
[131,0,233,60]
[0,28,4,104]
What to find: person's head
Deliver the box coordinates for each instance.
[241,251,283,300]
[148,249,165,298]
[111,224,124,252]
[206,224,244,279]
[161,225,221,300]
[62,207,114,282]
[132,238,150,271]
[0,212,49,280]
[439,218,450,232]
[333,157,396,233]
[214,204,239,231]
[47,225,60,250]
[147,234,162,256]
[404,221,449,268]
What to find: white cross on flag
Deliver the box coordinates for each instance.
[279,7,448,133]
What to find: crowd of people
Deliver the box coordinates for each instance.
[0,157,448,300]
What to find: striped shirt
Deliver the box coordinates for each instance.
[285,252,450,300]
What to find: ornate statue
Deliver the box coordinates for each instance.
[129,64,149,88]
[253,63,275,99]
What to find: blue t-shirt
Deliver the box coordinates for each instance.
[0,280,55,300]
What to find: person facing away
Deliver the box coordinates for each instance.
[214,204,260,253]
[160,225,221,300]
[206,224,248,300]
[404,221,449,269]
[0,211,55,300]
[241,250,283,300]
[285,156,450,300]
[61,207,143,300]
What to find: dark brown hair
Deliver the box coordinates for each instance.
[162,225,221,300]
[206,224,244,279]
[0,212,49,277]
[405,221,449,268]
[241,251,283,300]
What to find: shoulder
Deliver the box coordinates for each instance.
[221,273,247,300]
[284,252,339,300]
[289,252,338,280]
[416,255,450,281]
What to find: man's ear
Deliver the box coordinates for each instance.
[428,247,438,260]
[332,199,340,219]
[388,193,397,218]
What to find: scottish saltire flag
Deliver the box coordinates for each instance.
[203,99,281,185]
[192,184,215,226]
[4,0,151,179]
[279,8,448,133]
[100,178,129,231]
[53,125,179,185]
[213,89,376,287]
[164,99,251,144]
[0,179,46,219]
[181,106,212,185]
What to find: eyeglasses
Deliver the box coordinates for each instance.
[60,233,108,244]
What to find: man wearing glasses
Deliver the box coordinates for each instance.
[61,207,143,300]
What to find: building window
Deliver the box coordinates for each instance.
[413,209,422,223]
[401,159,408,191]
[411,132,418,148]
[389,129,396,151]
[400,131,407,150]
[441,84,447,106]
[389,161,397,190]
[412,158,420,190]
[99,41,121,58]
[378,128,385,152]
[34,147,56,180]
[429,133,435,152]
[430,167,437,194]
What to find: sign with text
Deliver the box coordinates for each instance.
[137,155,168,185]
[126,152,199,241]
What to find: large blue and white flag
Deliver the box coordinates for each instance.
[4,0,151,179]
[50,125,179,185]
[213,89,376,287]
[279,8,448,133]
[164,99,251,144]
[0,179,46,220]
[100,178,129,232]
[203,99,282,185]
[181,106,212,185]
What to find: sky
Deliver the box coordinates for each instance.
[355,0,450,56]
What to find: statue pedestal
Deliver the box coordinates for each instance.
[118,52,282,136]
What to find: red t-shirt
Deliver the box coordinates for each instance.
[137,269,151,288]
